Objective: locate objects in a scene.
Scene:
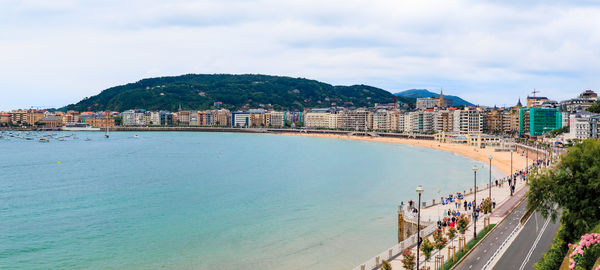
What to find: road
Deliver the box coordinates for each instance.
[492,211,561,270]
[454,199,528,270]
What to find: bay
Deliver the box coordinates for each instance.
[0,131,502,269]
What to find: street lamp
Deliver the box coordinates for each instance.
[488,155,492,200]
[473,165,478,239]
[510,148,514,196]
[416,185,424,270]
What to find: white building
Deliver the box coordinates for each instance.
[416,97,439,110]
[567,111,595,139]
[122,110,149,126]
[406,111,435,133]
[453,108,483,134]
[304,108,339,129]
[373,109,391,131]
[232,112,251,127]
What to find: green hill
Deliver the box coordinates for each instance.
[394,89,475,106]
[63,74,412,112]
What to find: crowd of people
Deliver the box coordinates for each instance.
[400,156,550,230]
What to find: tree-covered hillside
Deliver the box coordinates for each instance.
[63,74,412,112]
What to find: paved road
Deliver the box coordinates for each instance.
[454,199,528,270]
[492,211,561,270]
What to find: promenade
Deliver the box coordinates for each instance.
[389,170,530,269]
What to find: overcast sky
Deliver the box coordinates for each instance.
[1,0,599,111]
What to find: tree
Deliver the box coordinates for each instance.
[380,260,392,270]
[421,237,434,267]
[457,215,469,235]
[433,228,448,262]
[401,247,415,270]
[587,101,600,113]
[482,198,492,214]
[446,226,457,246]
[527,139,600,243]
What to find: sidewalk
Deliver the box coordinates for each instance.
[390,176,529,269]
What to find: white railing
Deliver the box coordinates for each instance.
[351,222,437,270]
[402,208,436,225]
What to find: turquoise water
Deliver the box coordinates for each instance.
[0,132,502,269]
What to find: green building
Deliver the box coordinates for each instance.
[519,108,562,137]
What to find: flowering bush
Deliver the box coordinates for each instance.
[568,233,600,270]
[433,229,448,251]
[401,247,415,269]
[457,215,469,234]
[447,227,457,241]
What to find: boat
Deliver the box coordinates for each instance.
[61,123,101,131]
[39,138,49,143]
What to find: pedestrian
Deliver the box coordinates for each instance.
[492,199,496,209]
[495,179,498,187]
[464,201,467,211]
[400,201,404,210]
[468,201,472,210]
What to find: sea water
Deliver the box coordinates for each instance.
[0,132,503,269]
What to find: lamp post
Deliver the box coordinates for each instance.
[473,165,478,239]
[416,185,424,270]
[488,155,492,200]
[510,149,514,196]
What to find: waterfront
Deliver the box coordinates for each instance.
[1,132,503,270]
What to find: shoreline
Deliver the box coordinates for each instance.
[273,132,528,176]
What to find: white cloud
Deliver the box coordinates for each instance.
[0,0,599,110]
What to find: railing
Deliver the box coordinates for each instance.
[351,222,438,270]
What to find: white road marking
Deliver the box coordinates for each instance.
[518,216,551,270]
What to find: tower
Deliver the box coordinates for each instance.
[439,88,445,108]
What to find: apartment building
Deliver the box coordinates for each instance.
[212,109,230,127]
[266,111,285,128]
[10,110,27,124]
[337,109,373,131]
[406,111,435,133]
[453,108,483,134]
[434,110,454,133]
[304,108,339,129]
[373,109,391,131]
[519,108,562,137]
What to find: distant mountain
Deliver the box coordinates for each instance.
[394,89,475,107]
[62,74,414,112]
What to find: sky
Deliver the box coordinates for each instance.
[1,0,599,111]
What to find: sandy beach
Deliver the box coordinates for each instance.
[275,132,529,176]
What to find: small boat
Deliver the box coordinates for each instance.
[39,138,50,143]
[134,135,139,138]
[84,138,91,141]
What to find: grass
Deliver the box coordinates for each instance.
[441,224,496,270]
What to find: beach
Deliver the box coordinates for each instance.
[274,132,529,176]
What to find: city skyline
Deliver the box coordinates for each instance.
[2,0,599,111]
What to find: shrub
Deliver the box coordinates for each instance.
[401,247,415,270]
